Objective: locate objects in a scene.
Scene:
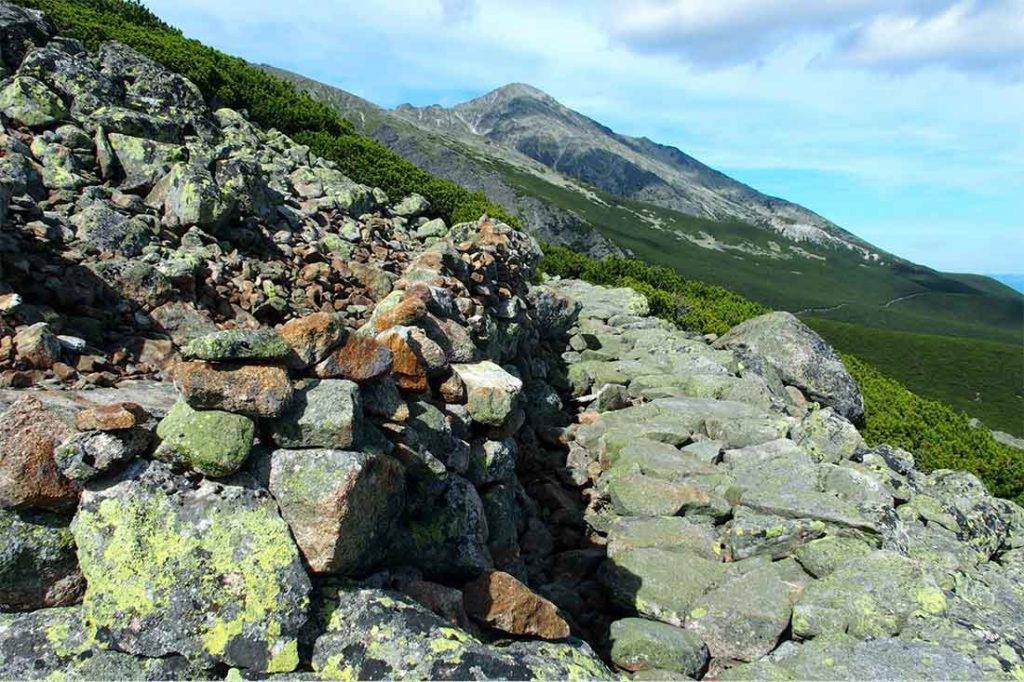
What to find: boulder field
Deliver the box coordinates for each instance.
[0,3,1022,680]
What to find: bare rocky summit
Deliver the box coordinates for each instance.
[0,3,1022,681]
[394,83,876,254]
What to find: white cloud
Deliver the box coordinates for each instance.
[838,1,1024,76]
[607,0,1024,76]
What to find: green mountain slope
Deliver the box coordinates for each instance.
[807,318,1023,435]
[269,71,1020,340]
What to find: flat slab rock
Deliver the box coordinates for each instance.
[0,381,178,421]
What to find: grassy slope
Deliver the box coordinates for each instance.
[501,163,1023,434]
[503,163,1022,343]
[808,318,1023,435]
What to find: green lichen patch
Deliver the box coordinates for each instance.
[183,328,291,361]
[154,400,255,477]
[71,461,309,672]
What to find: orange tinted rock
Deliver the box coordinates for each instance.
[377,327,428,393]
[373,296,426,333]
[75,402,149,432]
[279,312,346,369]
[315,334,392,382]
[0,397,80,510]
[132,337,176,370]
[174,361,293,418]
[463,570,570,640]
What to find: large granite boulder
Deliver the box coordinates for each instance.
[71,461,309,672]
[714,312,864,423]
[0,606,206,681]
[269,448,405,575]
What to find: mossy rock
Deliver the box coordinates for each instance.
[183,328,290,362]
[609,617,708,676]
[154,400,255,477]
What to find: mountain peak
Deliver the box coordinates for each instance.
[471,82,557,108]
[487,82,551,99]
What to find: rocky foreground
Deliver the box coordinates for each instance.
[0,3,1023,680]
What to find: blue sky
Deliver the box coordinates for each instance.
[144,0,1024,275]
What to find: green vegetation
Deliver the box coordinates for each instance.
[539,244,768,335]
[808,318,1022,436]
[19,0,516,227]
[541,245,1024,504]
[498,160,1020,342]
[510,163,1021,433]
[844,355,1023,505]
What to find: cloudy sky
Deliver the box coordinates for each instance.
[145,0,1024,275]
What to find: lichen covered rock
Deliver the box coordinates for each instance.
[0,75,67,128]
[270,379,362,449]
[311,586,612,680]
[154,400,254,477]
[183,329,290,362]
[684,562,792,662]
[714,312,864,423]
[722,634,985,681]
[71,461,310,672]
[0,606,207,681]
[792,550,947,640]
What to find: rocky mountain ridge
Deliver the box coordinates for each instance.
[0,4,1022,681]
[392,83,876,255]
[268,64,1023,364]
[261,65,623,260]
